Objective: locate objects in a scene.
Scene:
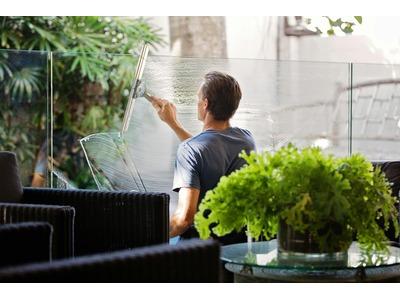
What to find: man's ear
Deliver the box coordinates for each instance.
[203,98,208,109]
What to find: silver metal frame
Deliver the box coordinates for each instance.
[121,43,150,134]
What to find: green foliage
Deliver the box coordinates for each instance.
[313,16,363,36]
[194,144,399,252]
[0,16,164,187]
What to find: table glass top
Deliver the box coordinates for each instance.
[221,239,400,270]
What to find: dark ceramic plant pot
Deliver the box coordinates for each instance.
[277,220,348,267]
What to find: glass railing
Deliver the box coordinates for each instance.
[51,51,138,189]
[0,49,49,187]
[351,62,400,161]
[141,56,351,154]
[3,47,400,213]
[50,52,353,213]
[133,56,351,211]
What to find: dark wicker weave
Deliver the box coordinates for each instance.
[21,188,170,256]
[0,239,220,283]
[0,203,75,259]
[373,161,400,242]
[0,222,53,268]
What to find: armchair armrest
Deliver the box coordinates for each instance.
[0,203,75,259]
[0,239,220,282]
[0,222,53,268]
[22,188,169,256]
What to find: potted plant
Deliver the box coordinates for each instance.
[194,144,399,260]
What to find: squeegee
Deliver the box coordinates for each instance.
[121,43,151,133]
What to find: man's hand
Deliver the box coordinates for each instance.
[149,95,178,127]
[149,95,193,141]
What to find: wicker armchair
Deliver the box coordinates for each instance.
[0,203,75,259]
[20,188,170,256]
[0,222,53,268]
[0,239,220,283]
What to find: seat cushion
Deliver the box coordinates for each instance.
[0,151,23,203]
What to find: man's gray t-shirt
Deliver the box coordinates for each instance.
[172,127,256,204]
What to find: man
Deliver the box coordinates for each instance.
[150,71,255,244]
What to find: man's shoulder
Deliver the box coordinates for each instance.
[192,127,253,138]
[228,127,255,145]
[184,130,216,144]
[177,131,219,157]
[178,136,202,155]
[182,127,255,149]
[178,134,206,154]
[232,127,253,138]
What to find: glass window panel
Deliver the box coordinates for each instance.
[51,51,139,189]
[126,56,350,212]
[351,64,400,160]
[53,52,350,215]
[0,49,49,187]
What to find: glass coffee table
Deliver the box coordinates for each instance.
[221,239,400,282]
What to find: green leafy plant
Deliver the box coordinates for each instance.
[0,16,164,187]
[302,16,363,36]
[194,144,399,252]
[323,16,363,35]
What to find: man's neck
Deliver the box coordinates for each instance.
[202,115,231,132]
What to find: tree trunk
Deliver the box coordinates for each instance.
[169,17,227,58]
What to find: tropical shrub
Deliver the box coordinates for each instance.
[195,144,399,252]
[0,16,164,187]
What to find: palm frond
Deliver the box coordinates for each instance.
[7,67,42,101]
[0,52,13,81]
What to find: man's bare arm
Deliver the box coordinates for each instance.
[169,187,200,237]
[149,96,192,141]
[167,120,192,142]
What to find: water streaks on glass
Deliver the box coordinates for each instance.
[51,52,353,213]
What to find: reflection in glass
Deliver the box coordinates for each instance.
[223,240,400,269]
[0,49,48,186]
[351,64,400,160]
[52,51,139,189]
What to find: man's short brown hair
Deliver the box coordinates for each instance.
[200,71,242,121]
